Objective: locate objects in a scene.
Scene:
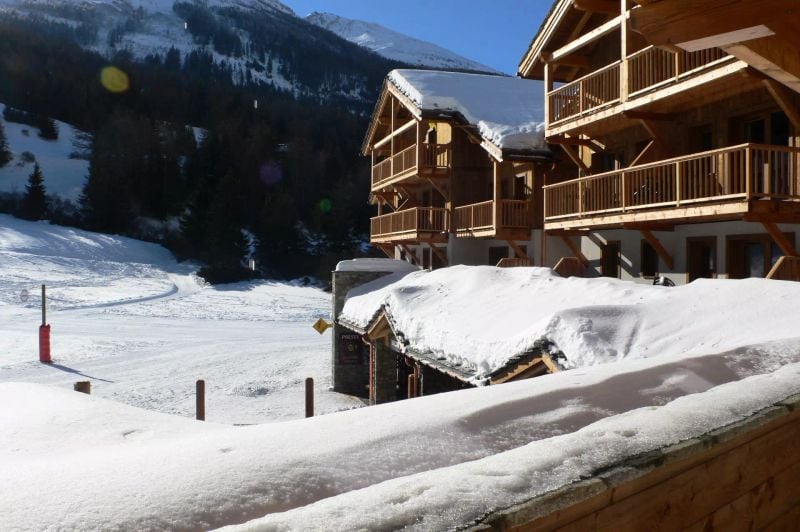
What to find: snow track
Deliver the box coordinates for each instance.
[0,215,362,424]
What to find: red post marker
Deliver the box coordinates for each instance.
[39,284,52,364]
[39,324,51,363]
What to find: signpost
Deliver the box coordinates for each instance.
[39,284,51,364]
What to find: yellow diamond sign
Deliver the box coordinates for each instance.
[313,318,332,335]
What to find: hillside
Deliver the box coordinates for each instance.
[0,103,89,202]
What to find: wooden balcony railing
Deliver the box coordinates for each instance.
[454,200,532,234]
[370,207,449,241]
[549,61,621,123]
[544,144,800,222]
[548,46,729,124]
[371,143,451,188]
[627,46,727,95]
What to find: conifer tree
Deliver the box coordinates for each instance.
[21,163,48,220]
[0,120,11,168]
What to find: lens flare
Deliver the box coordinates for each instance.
[318,198,332,214]
[259,161,283,186]
[100,66,130,94]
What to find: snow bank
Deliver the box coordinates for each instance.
[340,265,800,380]
[4,337,800,530]
[388,70,545,151]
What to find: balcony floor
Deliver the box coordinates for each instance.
[545,198,800,231]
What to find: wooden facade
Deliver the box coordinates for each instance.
[520,0,800,283]
[363,81,549,269]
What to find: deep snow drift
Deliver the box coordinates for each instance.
[340,265,800,381]
[3,216,800,530]
[0,214,362,423]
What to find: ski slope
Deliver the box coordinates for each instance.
[0,214,362,424]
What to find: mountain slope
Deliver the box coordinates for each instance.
[306,11,499,74]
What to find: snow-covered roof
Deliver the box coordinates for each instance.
[339,265,800,383]
[335,258,419,273]
[386,69,547,153]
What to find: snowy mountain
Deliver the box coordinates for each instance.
[306,12,499,74]
[0,0,498,107]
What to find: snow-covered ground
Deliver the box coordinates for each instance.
[0,103,89,201]
[2,214,800,530]
[0,214,362,424]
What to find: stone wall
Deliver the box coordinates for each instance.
[331,270,394,397]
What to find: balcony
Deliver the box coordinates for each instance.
[371,143,451,190]
[370,207,449,244]
[544,144,800,230]
[454,200,532,239]
[548,46,730,127]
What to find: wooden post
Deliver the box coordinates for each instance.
[196,379,205,421]
[493,161,501,230]
[74,381,91,394]
[544,62,553,126]
[620,0,629,102]
[305,377,314,418]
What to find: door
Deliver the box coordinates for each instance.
[601,241,621,278]
[687,237,716,282]
[727,233,791,279]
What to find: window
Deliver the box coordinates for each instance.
[601,241,621,278]
[726,233,793,279]
[687,237,717,282]
[641,240,658,278]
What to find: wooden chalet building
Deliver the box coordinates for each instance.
[363,70,556,270]
[520,0,800,283]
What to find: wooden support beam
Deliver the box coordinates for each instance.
[623,110,676,121]
[506,240,528,260]
[372,118,417,150]
[550,136,607,151]
[375,244,395,258]
[552,15,622,61]
[761,221,799,257]
[572,0,619,14]
[623,222,674,232]
[559,144,590,174]
[542,51,589,69]
[629,0,795,49]
[427,177,451,203]
[629,139,655,167]
[559,235,589,267]
[640,119,670,157]
[399,244,421,266]
[764,79,800,131]
[428,244,448,266]
[640,229,675,270]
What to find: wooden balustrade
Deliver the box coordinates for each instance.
[422,143,450,168]
[455,200,532,234]
[628,46,727,96]
[370,207,449,241]
[544,144,800,221]
[371,143,451,188]
[549,62,620,123]
[548,46,728,124]
[455,200,494,233]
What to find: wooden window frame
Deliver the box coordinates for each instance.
[686,236,718,282]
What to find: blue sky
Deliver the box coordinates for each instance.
[281,0,552,75]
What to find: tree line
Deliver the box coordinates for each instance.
[0,14,397,281]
